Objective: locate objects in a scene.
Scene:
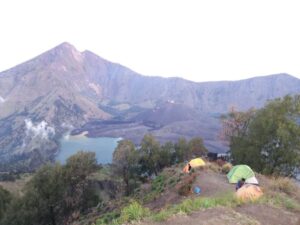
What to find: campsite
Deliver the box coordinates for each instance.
[78,155,299,225]
[135,159,300,225]
[0,152,299,225]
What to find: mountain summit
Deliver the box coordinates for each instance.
[1,42,300,170]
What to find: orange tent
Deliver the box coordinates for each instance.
[182,158,206,173]
[236,184,263,201]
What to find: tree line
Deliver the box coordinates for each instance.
[112,135,208,195]
[0,152,99,225]
[1,95,300,225]
[222,95,300,177]
[0,135,208,225]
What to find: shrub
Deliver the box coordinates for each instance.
[119,201,150,223]
[221,163,232,174]
[258,193,300,212]
[95,212,120,225]
[168,178,176,187]
[176,174,196,196]
[152,210,173,222]
[206,162,220,173]
[269,177,297,195]
[153,193,241,222]
[151,175,166,193]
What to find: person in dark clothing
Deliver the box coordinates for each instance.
[236,178,245,191]
[188,163,192,172]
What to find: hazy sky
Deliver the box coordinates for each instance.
[1,0,300,82]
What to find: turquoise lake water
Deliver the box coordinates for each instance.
[56,135,121,164]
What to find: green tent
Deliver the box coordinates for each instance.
[227,165,255,183]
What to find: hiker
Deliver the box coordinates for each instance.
[236,178,245,191]
[188,163,192,172]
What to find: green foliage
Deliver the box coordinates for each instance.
[119,201,150,223]
[173,137,207,163]
[0,151,98,225]
[188,137,208,157]
[151,193,241,222]
[0,135,210,225]
[0,186,12,220]
[139,134,161,176]
[0,172,18,181]
[174,137,189,162]
[258,192,300,212]
[151,175,166,193]
[158,141,174,168]
[223,95,300,176]
[95,211,120,225]
[112,140,139,195]
[136,135,208,178]
[269,177,297,195]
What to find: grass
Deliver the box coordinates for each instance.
[258,192,300,212]
[94,192,300,225]
[139,168,184,203]
[95,201,150,225]
[151,175,166,193]
[92,166,300,225]
[0,173,32,196]
[119,201,150,223]
[268,177,297,195]
[205,162,221,173]
[151,192,243,222]
[139,174,167,203]
[95,191,300,225]
[95,212,120,225]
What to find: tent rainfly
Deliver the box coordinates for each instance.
[236,184,263,201]
[227,165,255,183]
[183,158,206,173]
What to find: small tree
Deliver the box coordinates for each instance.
[174,137,189,162]
[0,186,12,221]
[139,134,161,176]
[63,151,98,218]
[112,140,138,195]
[222,96,300,176]
[158,141,174,169]
[188,137,208,157]
[1,151,99,225]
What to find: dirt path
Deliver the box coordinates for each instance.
[138,166,300,225]
[235,204,300,225]
[141,205,300,225]
[145,168,234,211]
[192,169,233,197]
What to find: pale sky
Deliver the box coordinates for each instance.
[1,0,300,82]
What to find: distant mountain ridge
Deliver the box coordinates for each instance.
[1,42,300,171]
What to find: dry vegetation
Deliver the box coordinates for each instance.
[94,161,300,225]
[0,174,32,196]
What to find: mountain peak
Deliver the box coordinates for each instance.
[55,42,77,51]
[51,42,79,55]
[44,42,83,63]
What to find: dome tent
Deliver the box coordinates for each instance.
[227,165,255,183]
[236,184,263,201]
[183,157,206,173]
[189,158,206,167]
[245,176,259,185]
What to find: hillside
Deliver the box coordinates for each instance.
[1,42,300,169]
[89,163,300,225]
[0,157,299,225]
